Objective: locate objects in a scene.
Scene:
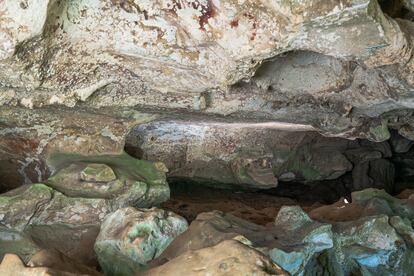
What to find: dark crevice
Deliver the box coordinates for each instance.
[378,0,413,19]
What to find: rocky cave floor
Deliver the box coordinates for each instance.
[2,128,414,275]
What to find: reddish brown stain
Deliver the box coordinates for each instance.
[197,0,216,31]
[230,19,239,28]
[250,32,256,41]
[163,1,217,31]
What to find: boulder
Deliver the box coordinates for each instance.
[47,154,170,208]
[268,206,333,275]
[46,163,124,199]
[0,184,53,231]
[0,226,41,264]
[153,208,333,275]
[0,253,82,276]
[25,191,110,266]
[143,240,288,276]
[94,207,188,276]
[309,189,414,275]
[27,249,101,276]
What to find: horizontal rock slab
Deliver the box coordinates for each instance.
[126,120,400,190]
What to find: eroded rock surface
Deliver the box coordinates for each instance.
[1,1,414,275]
[151,189,414,275]
[95,207,188,276]
[0,159,169,267]
[144,240,288,276]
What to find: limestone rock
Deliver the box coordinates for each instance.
[143,240,288,276]
[0,107,156,192]
[269,206,333,275]
[0,0,412,154]
[309,189,414,275]
[25,191,110,266]
[94,207,188,276]
[0,253,82,276]
[0,183,109,266]
[46,154,170,208]
[153,211,268,264]
[0,184,54,231]
[153,208,333,275]
[27,249,101,276]
[0,226,41,264]
[127,121,355,188]
[46,163,123,199]
[80,164,117,183]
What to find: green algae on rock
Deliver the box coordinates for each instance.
[94,207,188,276]
[46,153,170,208]
[0,184,54,231]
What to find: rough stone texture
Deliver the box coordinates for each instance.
[25,191,110,266]
[0,253,84,276]
[0,0,414,192]
[151,189,414,275]
[269,206,333,275]
[143,240,288,276]
[0,226,41,264]
[45,157,170,208]
[0,184,54,231]
[152,208,333,275]
[309,188,414,275]
[27,249,101,276]
[95,207,188,276]
[0,1,414,274]
[0,157,170,267]
[126,120,398,190]
[0,107,157,192]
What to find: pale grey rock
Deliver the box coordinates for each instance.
[0,0,412,144]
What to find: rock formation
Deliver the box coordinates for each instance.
[1,0,414,275]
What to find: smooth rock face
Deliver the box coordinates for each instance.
[95,207,188,276]
[143,240,288,276]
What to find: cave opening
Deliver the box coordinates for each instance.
[125,121,414,225]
